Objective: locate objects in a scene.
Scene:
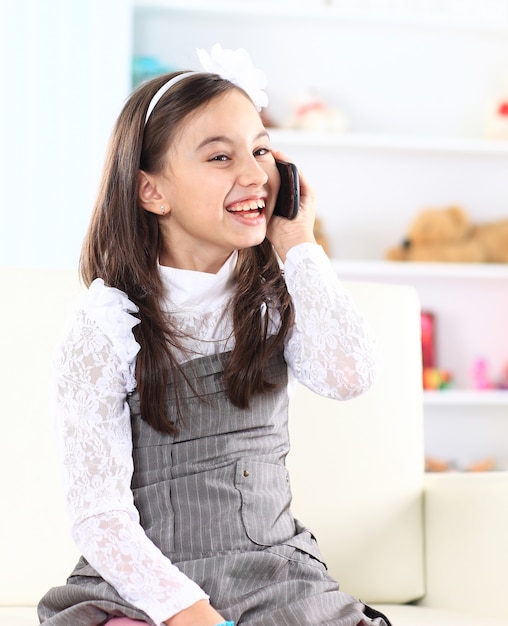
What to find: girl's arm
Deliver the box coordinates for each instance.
[53,280,209,626]
[164,600,225,625]
[282,242,379,399]
[267,156,379,399]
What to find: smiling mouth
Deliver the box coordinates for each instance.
[226,198,266,216]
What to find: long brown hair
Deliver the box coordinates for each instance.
[80,72,294,433]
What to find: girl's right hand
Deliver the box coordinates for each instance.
[164,599,226,626]
[267,150,317,263]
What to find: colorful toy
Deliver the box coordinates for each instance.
[132,56,174,88]
[420,311,436,369]
[425,455,496,472]
[386,205,508,263]
[283,92,349,132]
[485,93,508,140]
[423,367,453,390]
[497,362,508,389]
[471,358,493,390]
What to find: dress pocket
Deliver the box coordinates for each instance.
[235,460,296,547]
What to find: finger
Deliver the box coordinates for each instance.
[270,148,291,162]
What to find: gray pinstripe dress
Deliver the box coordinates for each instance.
[38,347,389,626]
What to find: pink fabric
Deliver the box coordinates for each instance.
[107,619,150,625]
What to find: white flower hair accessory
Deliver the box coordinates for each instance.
[196,44,268,112]
[144,44,268,125]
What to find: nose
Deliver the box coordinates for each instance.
[237,155,269,188]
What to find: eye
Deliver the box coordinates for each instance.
[254,147,270,158]
[210,154,230,162]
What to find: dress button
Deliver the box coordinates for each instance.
[243,469,250,477]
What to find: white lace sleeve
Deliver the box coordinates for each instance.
[283,244,379,399]
[53,279,208,626]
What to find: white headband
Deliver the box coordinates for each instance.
[144,71,195,124]
[144,44,268,126]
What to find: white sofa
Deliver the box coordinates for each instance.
[1,267,507,626]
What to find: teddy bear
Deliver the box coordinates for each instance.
[386,205,508,263]
[313,216,330,256]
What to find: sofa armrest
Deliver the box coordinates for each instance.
[288,281,425,605]
[420,471,508,620]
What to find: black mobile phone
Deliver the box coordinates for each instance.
[274,160,300,220]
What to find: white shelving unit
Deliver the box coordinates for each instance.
[424,390,508,407]
[332,258,508,467]
[133,0,508,467]
[332,259,508,388]
[269,128,508,156]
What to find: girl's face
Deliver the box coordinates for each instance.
[143,89,280,273]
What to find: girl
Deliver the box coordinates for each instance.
[38,45,390,626]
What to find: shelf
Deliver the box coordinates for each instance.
[332,259,508,280]
[269,129,508,156]
[424,389,508,406]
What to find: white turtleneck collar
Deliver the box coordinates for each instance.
[158,251,238,312]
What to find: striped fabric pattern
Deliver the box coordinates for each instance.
[39,349,389,626]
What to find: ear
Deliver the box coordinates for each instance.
[137,170,167,215]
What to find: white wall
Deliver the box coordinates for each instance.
[0,0,133,269]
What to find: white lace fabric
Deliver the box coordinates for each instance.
[284,244,378,398]
[52,243,378,625]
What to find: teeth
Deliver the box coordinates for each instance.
[228,199,265,212]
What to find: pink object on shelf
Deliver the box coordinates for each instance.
[421,311,436,369]
[471,358,492,390]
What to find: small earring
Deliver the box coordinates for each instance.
[160,205,165,215]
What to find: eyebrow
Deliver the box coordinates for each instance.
[196,130,270,151]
